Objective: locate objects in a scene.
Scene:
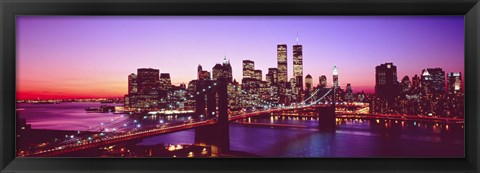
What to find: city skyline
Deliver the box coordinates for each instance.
[17,16,464,99]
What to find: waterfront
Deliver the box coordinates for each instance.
[17,102,464,157]
[17,102,126,131]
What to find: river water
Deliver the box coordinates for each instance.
[17,102,464,157]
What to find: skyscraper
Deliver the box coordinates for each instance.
[128,68,161,109]
[332,66,339,88]
[198,64,211,81]
[254,70,262,81]
[128,73,138,95]
[125,73,138,108]
[412,74,421,91]
[400,76,411,93]
[197,64,203,80]
[421,68,446,95]
[159,73,172,91]
[319,75,327,88]
[212,57,233,82]
[305,74,313,93]
[289,78,296,96]
[212,64,223,80]
[345,83,353,101]
[277,44,288,83]
[137,68,160,95]
[447,72,462,95]
[187,79,198,97]
[277,44,288,105]
[223,57,233,82]
[293,44,303,91]
[375,63,398,100]
[266,68,278,85]
[243,60,255,78]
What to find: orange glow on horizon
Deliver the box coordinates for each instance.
[17,80,127,99]
[17,91,125,100]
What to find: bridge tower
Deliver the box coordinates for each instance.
[194,79,230,155]
[318,85,337,132]
[195,80,207,117]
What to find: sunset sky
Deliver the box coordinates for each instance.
[16,16,464,99]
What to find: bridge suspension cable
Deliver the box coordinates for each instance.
[301,88,321,104]
[57,115,135,145]
[311,88,333,104]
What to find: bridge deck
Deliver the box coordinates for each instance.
[29,120,216,157]
[27,104,462,157]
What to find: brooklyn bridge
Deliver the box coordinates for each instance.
[24,79,462,157]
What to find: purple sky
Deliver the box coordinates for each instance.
[17,16,464,99]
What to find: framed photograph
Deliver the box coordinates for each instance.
[1,0,479,172]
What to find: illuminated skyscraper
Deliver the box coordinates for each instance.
[128,73,138,95]
[254,70,262,81]
[400,76,411,93]
[129,68,161,109]
[345,83,353,101]
[137,68,160,95]
[421,69,431,94]
[265,68,280,103]
[159,73,172,91]
[243,60,255,78]
[447,72,462,95]
[187,80,198,99]
[289,78,297,96]
[212,57,233,82]
[421,68,445,95]
[198,64,211,81]
[125,73,138,108]
[212,64,223,80]
[332,66,339,88]
[305,74,312,93]
[223,57,233,82]
[293,43,303,91]
[266,68,278,85]
[277,44,288,104]
[159,74,170,106]
[277,44,288,83]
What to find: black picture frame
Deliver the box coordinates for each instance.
[1,0,479,172]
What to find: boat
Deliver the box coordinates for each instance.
[85,107,102,113]
[85,105,116,113]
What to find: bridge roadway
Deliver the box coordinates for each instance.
[230,104,464,124]
[29,120,216,157]
[262,110,464,123]
[27,104,462,157]
[28,105,326,157]
[337,113,464,123]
